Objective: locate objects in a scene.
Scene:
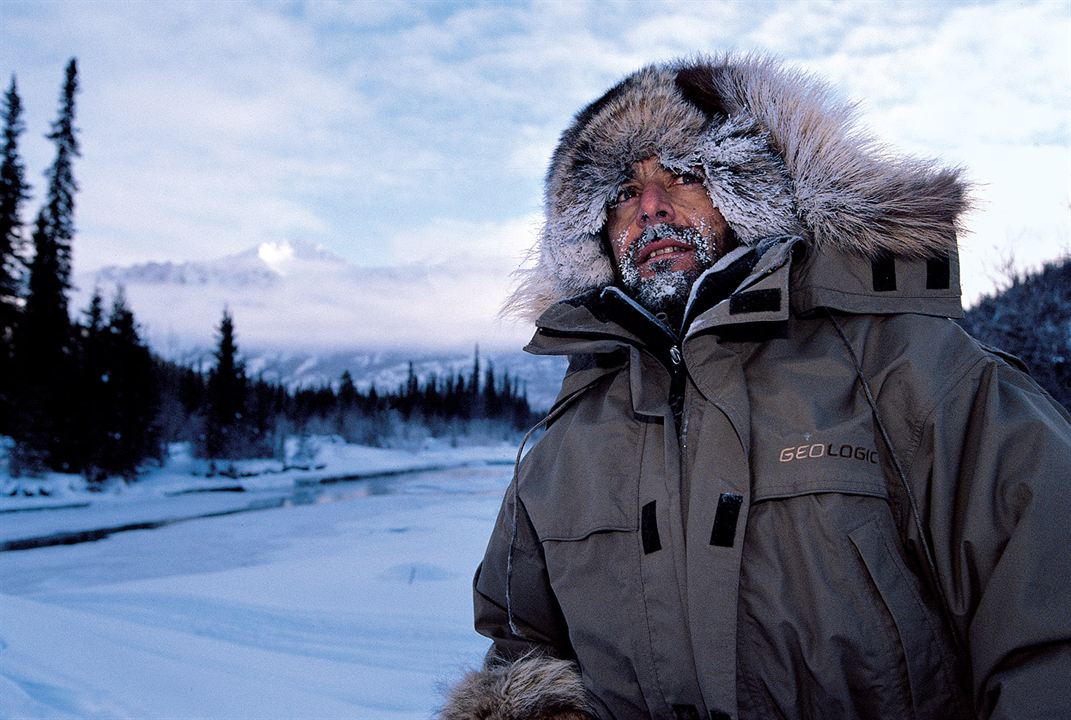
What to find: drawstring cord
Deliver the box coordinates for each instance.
[825,309,965,654]
[505,382,602,638]
[505,418,547,639]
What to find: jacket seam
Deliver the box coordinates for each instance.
[510,496,542,554]
[802,283,960,300]
[903,354,990,474]
[541,525,637,542]
[753,485,887,503]
[848,516,918,716]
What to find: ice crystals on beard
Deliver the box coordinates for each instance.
[644,267,693,301]
[615,221,719,316]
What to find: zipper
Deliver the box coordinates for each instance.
[540,289,690,433]
[680,394,690,450]
[668,344,686,437]
[539,289,682,376]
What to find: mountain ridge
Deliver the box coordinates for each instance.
[75,239,530,353]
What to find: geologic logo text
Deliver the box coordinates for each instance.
[779,442,878,464]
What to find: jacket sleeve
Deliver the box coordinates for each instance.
[439,483,596,720]
[912,353,1071,719]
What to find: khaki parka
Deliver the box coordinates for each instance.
[472,237,1071,720]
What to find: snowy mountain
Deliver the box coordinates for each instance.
[76,241,566,409]
[90,240,361,289]
[76,240,531,353]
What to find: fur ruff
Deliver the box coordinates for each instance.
[505,54,970,319]
[439,652,595,720]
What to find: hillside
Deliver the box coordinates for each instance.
[958,256,1070,409]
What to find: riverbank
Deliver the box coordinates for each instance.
[0,436,518,508]
[0,437,518,551]
[0,461,511,718]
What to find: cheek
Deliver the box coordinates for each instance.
[608,227,632,264]
[607,223,625,252]
[692,209,730,241]
[708,207,730,234]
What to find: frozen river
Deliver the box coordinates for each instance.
[0,462,515,552]
[0,464,510,719]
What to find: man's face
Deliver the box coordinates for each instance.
[606,157,733,323]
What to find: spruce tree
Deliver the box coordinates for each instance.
[74,288,110,479]
[366,382,379,412]
[483,359,499,417]
[338,370,357,407]
[402,361,418,419]
[246,376,279,459]
[335,370,358,438]
[470,345,480,396]
[99,289,159,478]
[202,308,248,459]
[11,59,80,472]
[37,59,78,294]
[0,75,30,435]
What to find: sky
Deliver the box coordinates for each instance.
[1,0,1069,344]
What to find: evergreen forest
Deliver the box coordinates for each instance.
[0,60,535,487]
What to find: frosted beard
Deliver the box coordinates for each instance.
[615,223,718,331]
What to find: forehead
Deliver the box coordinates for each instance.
[623,156,699,185]
[627,156,670,179]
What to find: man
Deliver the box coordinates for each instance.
[441,55,1071,720]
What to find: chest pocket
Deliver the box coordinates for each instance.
[518,365,644,624]
[517,371,651,718]
[739,434,965,720]
[522,368,642,543]
[523,409,642,638]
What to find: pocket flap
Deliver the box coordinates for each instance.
[752,434,887,502]
[520,376,642,542]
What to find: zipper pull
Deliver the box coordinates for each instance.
[669,345,682,366]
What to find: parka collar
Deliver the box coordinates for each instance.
[527,236,800,354]
[525,234,964,359]
[790,244,964,319]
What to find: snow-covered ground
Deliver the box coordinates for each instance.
[0,441,517,719]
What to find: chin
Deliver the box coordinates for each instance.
[631,269,699,320]
[640,258,700,280]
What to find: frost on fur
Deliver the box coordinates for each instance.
[503,53,970,320]
[439,651,596,720]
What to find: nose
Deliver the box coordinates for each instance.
[637,183,673,226]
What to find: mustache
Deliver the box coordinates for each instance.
[624,224,705,263]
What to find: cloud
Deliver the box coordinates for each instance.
[78,235,537,354]
[298,0,426,30]
[3,0,1068,328]
[386,213,542,269]
[806,1,1070,149]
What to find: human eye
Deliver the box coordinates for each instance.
[674,171,703,186]
[611,186,638,206]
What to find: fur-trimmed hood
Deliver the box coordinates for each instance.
[506,54,970,320]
